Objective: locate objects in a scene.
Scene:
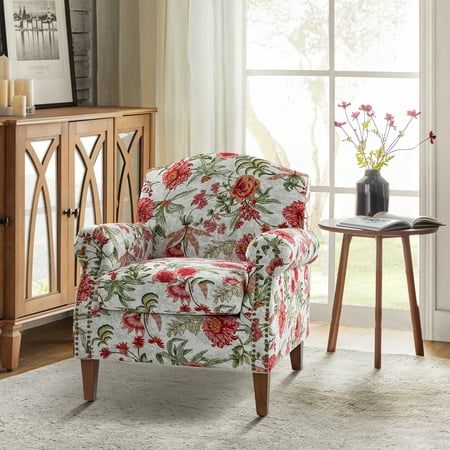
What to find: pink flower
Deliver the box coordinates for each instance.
[100,348,110,359]
[217,223,226,234]
[194,304,212,314]
[132,335,145,349]
[115,342,129,355]
[266,257,284,275]
[211,182,220,193]
[153,270,176,283]
[148,337,165,348]
[92,229,108,247]
[217,152,237,158]
[162,160,192,190]
[278,301,287,335]
[429,131,436,144]
[121,313,145,333]
[338,101,351,109]
[235,233,255,261]
[165,244,184,257]
[359,104,373,113]
[282,201,305,228]
[176,267,198,278]
[351,111,360,120]
[191,190,208,209]
[77,274,93,302]
[223,276,240,286]
[407,109,420,118]
[202,317,238,348]
[203,219,217,233]
[230,175,260,202]
[251,319,263,341]
[179,304,191,313]
[384,113,395,127]
[334,121,346,128]
[239,204,261,221]
[167,283,190,301]
[136,197,154,223]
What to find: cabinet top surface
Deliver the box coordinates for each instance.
[0,106,157,126]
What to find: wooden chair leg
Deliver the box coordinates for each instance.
[290,342,304,370]
[252,372,270,417]
[81,359,99,402]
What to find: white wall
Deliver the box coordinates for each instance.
[434,0,450,341]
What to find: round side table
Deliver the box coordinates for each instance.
[319,219,438,369]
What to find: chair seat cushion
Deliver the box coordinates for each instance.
[97,257,252,315]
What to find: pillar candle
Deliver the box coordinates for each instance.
[8,79,14,106]
[14,79,24,96]
[0,55,12,80]
[22,79,34,107]
[0,80,8,107]
[12,95,26,116]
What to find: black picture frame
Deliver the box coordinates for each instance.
[0,0,77,108]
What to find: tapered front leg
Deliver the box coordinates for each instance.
[0,323,22,371]
[290,342,304,370]
[81,359,99,402]
[252,372,270,417]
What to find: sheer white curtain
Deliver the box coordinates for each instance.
[97,0,244,166]
[155,0,244,165]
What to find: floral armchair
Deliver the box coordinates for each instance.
[74,153,319,416]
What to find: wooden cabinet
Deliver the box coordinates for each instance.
[0,107,156,369]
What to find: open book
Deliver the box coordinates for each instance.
[337,212,444,231]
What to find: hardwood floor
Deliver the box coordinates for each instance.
[1,318,449,380]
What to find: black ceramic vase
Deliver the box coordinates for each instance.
[356,170,389,216]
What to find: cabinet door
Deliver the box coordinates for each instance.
[115,115,151,223]
[68,119,114,293]
[11,123,69,317]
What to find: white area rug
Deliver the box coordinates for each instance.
[0,348,449,449]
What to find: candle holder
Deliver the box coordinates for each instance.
[0,106,12,116]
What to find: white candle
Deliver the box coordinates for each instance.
[14,79,24,96]
[0,80,8,107]
[0,55,12,80]
[22,79,34,107]
[8,79,14,106]
[12,95,26,116]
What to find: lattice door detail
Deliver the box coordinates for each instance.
[116,129,143,222]
[24,138,60,298]
[73,132,107,285]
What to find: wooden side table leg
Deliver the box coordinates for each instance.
[327,234,352,352]
[401,236,424,356]
[374,237,383,369]
[0,323,22,370]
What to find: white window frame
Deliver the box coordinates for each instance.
[245,0,435,337]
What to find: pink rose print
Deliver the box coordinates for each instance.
[202,316,238,348]
[230,175,260,202]
[100,347,110,359]
[133,335,145,349]
[121,313,145,333]
[282,201,305,228]
[235,233,255,261]
[136,197,154,223]
[77,274,93,303]
[191,190,208,209]
[176,267,198,278]
[153,270,176,283]
[115,342,129,355]
[162,160,192,189]
[167,283,190,301]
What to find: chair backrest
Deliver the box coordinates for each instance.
[137,153,310,260]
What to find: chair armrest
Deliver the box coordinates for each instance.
[245,228,319,276]
[75,223,153,277]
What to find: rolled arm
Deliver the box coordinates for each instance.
[245,228,319,277]
[75,223,153,277]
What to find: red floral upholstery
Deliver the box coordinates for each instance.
[74,153,319,373]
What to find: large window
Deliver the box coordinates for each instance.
[246,0,421,312]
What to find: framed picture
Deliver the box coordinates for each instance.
[0,0,76,108]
